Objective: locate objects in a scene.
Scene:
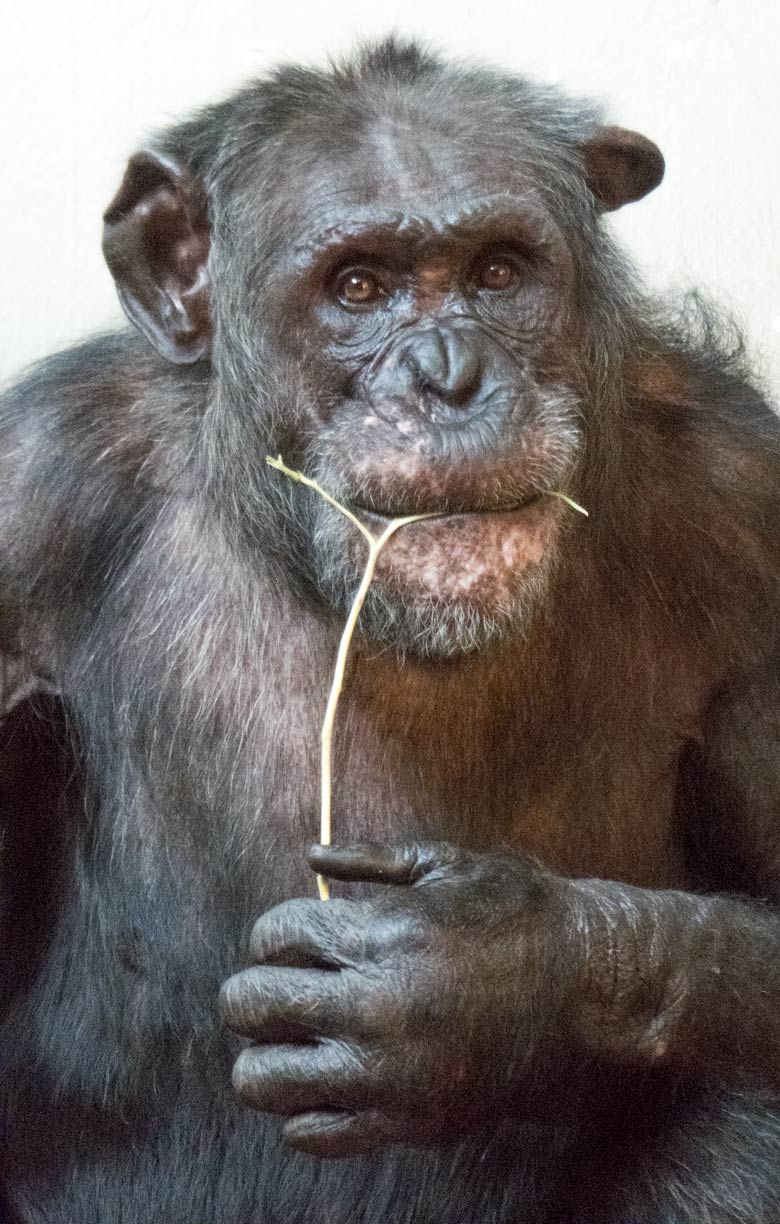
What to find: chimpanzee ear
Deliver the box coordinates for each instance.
[102,150,211,364]
[581,126,665,212]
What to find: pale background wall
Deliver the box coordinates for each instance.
[1,0,778,390]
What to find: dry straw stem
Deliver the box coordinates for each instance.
[266,455,587,900]
[267,455,435,899]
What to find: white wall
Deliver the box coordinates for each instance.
[1,0,778,390]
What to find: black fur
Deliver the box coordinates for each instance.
[2,38,780,1223]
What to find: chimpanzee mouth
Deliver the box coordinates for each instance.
[335,488,562,641]
[349,493,544,521]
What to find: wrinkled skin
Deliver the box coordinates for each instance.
[220,835,780,1165]
[221,843,579,1156]
[251,158,585,655]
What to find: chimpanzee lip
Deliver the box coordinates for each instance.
[349,493,543,520]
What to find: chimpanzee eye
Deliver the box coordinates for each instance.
[334,268,387,308]
[473,254,521,292]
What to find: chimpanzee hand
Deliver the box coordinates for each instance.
[219,841,586,1157]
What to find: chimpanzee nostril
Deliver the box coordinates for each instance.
[403,328,483,407]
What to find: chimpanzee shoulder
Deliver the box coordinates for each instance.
[0,332,209,650]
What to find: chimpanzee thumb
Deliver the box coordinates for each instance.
[308,841,466,886]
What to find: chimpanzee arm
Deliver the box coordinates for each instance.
[309,831,780,1094]
[0,334,198,677]
[0,334,170,824]
[574,654,780,1088]
[219,654,780,1159]
[556,668,780,1223]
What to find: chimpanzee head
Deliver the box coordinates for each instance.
[103,40,664,657]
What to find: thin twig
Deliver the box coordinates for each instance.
[545,490,588,517]
[267,456,433,899]
[265,455,587,899]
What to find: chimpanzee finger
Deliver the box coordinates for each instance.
[232,1041,374,1115]
[282,1108,397,1157]
[249,897,364,968]
[308,841,467,886]
[219,967,361,1041]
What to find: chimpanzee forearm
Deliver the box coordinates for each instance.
[221,843,780,1158]
[572,878,780,1091]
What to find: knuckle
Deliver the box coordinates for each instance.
[249,897,346,962]
[403,842,427,870]
[411,840,469,883]
[249,899,303,953]
[332,1036,371,1080]
[368,908,429,957]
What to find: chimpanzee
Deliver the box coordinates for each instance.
[2,36,780,1224]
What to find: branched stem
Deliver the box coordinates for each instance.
[267,455,434,899]
[266,454,587,900]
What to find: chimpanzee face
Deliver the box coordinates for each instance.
[261,117,584,655]
[103,67,663,657]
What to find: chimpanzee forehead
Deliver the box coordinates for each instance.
[352,115,501,200]
[273,109,552,248]
[298,111,534,205]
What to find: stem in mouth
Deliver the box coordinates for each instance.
[267,455,437,900]
[352,492,588,521]
[266,455,587,899]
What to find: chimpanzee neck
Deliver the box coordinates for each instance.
[64,490,716,919]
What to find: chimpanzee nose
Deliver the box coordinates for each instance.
[403,328,483,407]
